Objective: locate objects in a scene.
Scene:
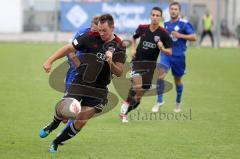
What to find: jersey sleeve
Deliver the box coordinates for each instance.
[72,28,90,40]
[160,32,173,49]
[183,22,195,35]
[133,25,141,39]
[72,33,89,50]
[112,45,126,64]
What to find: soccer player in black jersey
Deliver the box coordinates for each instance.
[120,7,172,123]
[40,14,126,152]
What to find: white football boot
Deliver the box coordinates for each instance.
[152,101,165,113]
[120,102,129,123]
[174,102,181,113]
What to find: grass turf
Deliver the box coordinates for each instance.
[0,42,239,159]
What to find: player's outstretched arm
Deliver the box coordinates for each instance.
[43,44,77,73]
[68,52,81,68]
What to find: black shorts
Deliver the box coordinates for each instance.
[131,60,156,90]
[64,83,108,113]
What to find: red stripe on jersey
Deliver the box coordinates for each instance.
[114,35,126,48]
[139,24,150,29]
[159,26,169,33]
[114,35,122,43]
[88,31,100,37]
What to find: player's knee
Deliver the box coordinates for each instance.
[135,96,141,103]
[158,73,166,80]
[132,85,142,93]
[175,81,182,86]
[158,67,167,79]
[174,77,182,85]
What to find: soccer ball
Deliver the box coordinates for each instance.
[56,98,81,119]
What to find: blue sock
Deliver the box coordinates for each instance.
[62,119,74,131]
[157,79,164,103]
[67,119,74,126]
[176,84,183,103]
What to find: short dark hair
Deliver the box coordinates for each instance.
[152,6,162,16]
[169,1,181,11]
[99,14,114,27]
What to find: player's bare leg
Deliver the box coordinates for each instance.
[74,106,96,129]
[49,106,95,152]
[120,75,143,123]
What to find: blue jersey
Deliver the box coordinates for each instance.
[66,27,90,67]
[164,19,195,56]
[65,27,90,90]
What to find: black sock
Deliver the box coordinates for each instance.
[127,101,140,114]
[44,116,62,133]
[125,88,140,114]
[53,122,80,145]
[126,88,136,103]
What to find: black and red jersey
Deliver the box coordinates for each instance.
[72,32,126,89]
[133,24,172,61]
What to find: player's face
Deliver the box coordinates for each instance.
[151,10,162,25]
[98,22,114,41]
[170,5,180,20]
[91,23,98,32]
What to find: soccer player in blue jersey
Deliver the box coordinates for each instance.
[152,2,197,113]
[65,16,99,90]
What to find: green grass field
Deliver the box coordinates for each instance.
[0,42,240,159]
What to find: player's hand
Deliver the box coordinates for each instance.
[43,60,52,73]
[157,41,164,50]
[172,31,182,39]
[105,50,113,65]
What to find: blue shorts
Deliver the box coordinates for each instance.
[158,53,186,77]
